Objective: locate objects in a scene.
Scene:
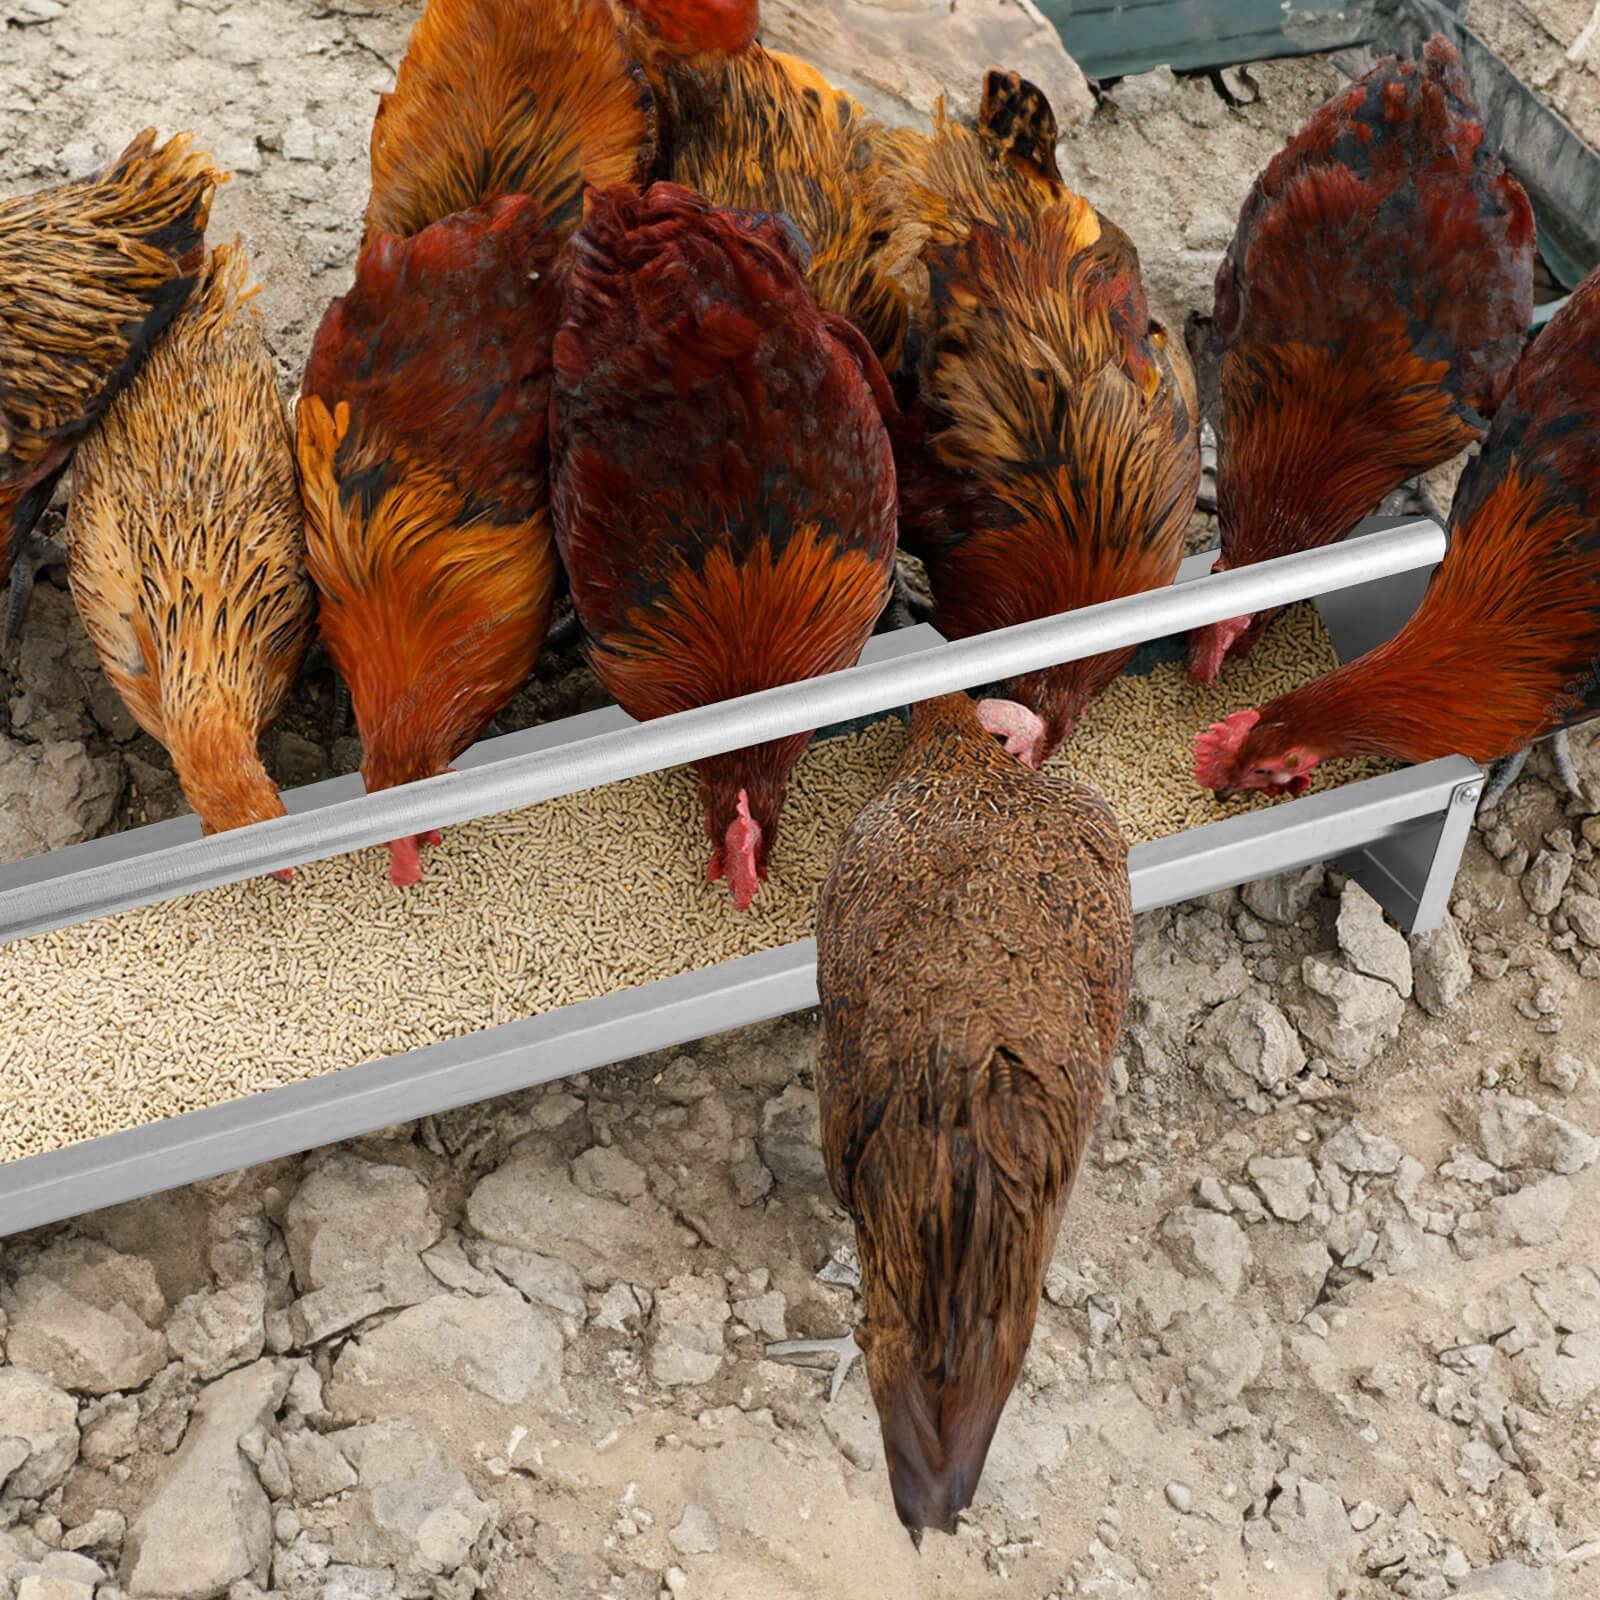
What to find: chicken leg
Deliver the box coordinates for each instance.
[765,1333,861,1403]
[1481,729,1584,809]
[4,527,67,644]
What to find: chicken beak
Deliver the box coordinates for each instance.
[1216,786,1236,803]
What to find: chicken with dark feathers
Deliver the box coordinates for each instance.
[1194,262,1600,800]
[550,181,898,909]
[1186,34,1535,685]
[816,692,1133,1537]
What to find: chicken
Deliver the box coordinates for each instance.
[783,691,1132,1538]
[549,181,898,909]
[1192,264,1600,808]
[300,0,656,886]
[364,0,655,244]
[876,72,1201,767]
[67,242,312,870]
[617,0,912,376]
[298,198,561,886]
[1185,35,1535,687]
[0,129,220,641]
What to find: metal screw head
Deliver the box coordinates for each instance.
[1458,784,1482,806]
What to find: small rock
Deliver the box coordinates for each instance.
[62,1509,126,1557]
[668,1504,720,1556]
[570,1145,648,1203]
[1241,865,1324,925]
[466,1241,586,1320]
[1291,956,1404,1075]
[757,1086,826,1188]
[1113,64,1177,117]
[284,1154,440,1301]
[330,1293,563,1412]
[2,1245,168,1395]
[1337,882,1413,996]
[166,1283,266,1380]
[282,1428,358,1504]
[1193,994,1305,1105]
[0,1368,79,1499]
[1159,1207,1251,1296]
[272,732,327,787]
[1411,918,1473,1016]
[335,1422,493,1576]
[1248,1154,1317,1222]
[17,1579,95,1600]
[1464,1091,1598,1174]
[1522,850,1572,915]
[122,1360,290,1600]
[1453,1562,1555,1597]
[288,1286,389,1348]
[1164,1481,1193,1513]
[1349,1501,1381,1532]
[1457,1439,1505,1493]
[594,1283,652,1334]
[320,1567,397,1600]
[79,1399,139,1467]
[280,118,317,161]
[1320,1122,1402,1175]
[1562,890,1600,946]
[650,1275,730,1387]
[0,735,121,863]
[730,1290,786,1340]
[1538,1048,1588,1093]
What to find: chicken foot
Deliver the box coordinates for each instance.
[878,573,934,634]
[765,1333,861,1403]
[4,527,68,646]
[1481,729,1584,810]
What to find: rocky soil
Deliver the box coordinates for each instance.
[3,1,1600,1597]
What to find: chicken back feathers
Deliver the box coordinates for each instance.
[68,241,312,844]
[1188,34,1535,684]
[364,0,656,245]
[550,181,898,909]
[633,28,913,378]
[882,73,1200,764]
[1194,265,1600,796]
[817,691,1133,1537]
[298,196,561,882]
[0,129,221,580]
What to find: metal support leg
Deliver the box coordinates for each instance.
[1339,772,1482,933]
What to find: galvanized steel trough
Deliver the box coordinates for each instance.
[0,517,1478,1235]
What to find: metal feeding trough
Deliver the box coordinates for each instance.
[0,517,1477,1236]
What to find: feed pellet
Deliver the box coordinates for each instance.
[0,603,1391,1163]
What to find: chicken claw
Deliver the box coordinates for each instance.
[765,1333,861,1403]
[1482,729,1585,811]
[4,527,67,645]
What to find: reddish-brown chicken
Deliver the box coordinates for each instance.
[877,73,1201,766]
[68,243,313,871]
[1193,264,1600,805]
[1185,35,1535,686]
[298,0,655,885]
[0,130,220,639]
[549,181,898,909]
[782,691,1132,1538]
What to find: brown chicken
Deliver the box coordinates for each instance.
[876,73,1201,766]
[1185,35,1535,686]
[68,243,313,871]
[299,0,655,886]
[0,129,220,640]
[617,0,911,374]
[778,691,1133,1538]
[1194,261,1600,808]
[549,181,898,909]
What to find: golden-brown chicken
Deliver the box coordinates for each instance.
[791,692,1133,1538]
[68,242,313,870]
[617,0,912,376]
[877,74,1201,765]
[365,0,656,244]
[0,129,221,639]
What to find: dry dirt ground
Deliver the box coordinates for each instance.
[2,1,1600,1598]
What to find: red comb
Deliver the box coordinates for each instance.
[1193,708,1261,790]
[708,789,765,910]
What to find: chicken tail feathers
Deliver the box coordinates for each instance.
[977,69,1061,183]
